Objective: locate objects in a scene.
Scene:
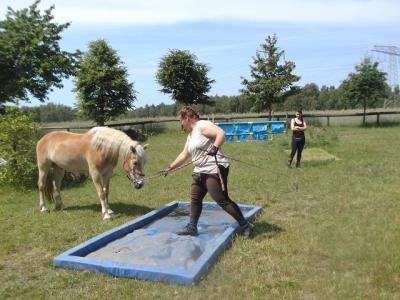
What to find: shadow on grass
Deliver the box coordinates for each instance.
[301,159,337,168]
[64,202,153,217]
[61,173,88,189]
[285,160,336,171]
[253,221,285,238]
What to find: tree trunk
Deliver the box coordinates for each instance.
[363,99,366,126]
[98,105,105,126]
[97,116,105,126]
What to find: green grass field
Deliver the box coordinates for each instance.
[1,126,399,299]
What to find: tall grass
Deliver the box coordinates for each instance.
[1,126,399,299]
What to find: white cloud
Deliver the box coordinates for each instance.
[1,0,399,25]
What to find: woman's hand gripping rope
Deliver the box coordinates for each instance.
[159,167,172,177]
[156,161,193,178]
[206,145,219,157]
[156,152,211,178]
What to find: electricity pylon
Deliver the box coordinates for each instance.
[372,45,400,89]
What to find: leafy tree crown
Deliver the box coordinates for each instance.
[0,0,80,104]
[74,39,136,126]
[341,58,389,109]
[156,49,215,105]
[240,34,300,113]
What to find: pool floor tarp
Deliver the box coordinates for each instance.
[53,201,262,285]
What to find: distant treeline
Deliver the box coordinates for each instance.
[21,83,400,122]
[21,103,76,123]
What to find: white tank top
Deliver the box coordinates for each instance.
[186,120,230,174]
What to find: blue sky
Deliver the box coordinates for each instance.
[2,0,400,108]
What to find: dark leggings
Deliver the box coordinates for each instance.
[290,137,305,162]
[190,166,247,227]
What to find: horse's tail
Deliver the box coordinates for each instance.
[44,169,55,203]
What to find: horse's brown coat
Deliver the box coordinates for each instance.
[36,127,147,219]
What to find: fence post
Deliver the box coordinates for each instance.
[327,116,330,127]
[376,113,380,126]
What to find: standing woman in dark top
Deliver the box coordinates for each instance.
[288,110,307,168]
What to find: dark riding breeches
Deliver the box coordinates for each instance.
[290,137,305,162]
[189,165,247,227]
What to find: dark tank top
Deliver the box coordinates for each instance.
[293,119,305,139]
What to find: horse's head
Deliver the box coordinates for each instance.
[123,144,148,189]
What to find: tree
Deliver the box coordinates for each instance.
[385,85,400,108]
[0,107,42,188]
[156,49,215,105]
[241,35,300,117]
[284,83,320,111]
[341,58,389,125]
[75,39,136,126]
[0,0,79,106]
[318,85,342,110]
[21,102,76,122]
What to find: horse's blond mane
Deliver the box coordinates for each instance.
[87,127,143,162]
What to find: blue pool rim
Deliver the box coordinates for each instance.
[53,201,262,285]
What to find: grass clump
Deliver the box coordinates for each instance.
[306,126,338,147]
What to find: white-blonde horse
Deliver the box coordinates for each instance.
[36,127,148,220]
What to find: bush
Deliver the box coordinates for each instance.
[0,108,42,188]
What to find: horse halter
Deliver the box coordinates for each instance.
[123,159,145,189]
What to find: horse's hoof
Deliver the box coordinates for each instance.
[40,207,50,213]
[103,213,113,220]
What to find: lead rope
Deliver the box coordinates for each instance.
[143,160,194,181]
[144,152,226,191]
[144,147,263,182]
[143,153,208,181]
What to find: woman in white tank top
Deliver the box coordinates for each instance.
[160,106,251,237]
